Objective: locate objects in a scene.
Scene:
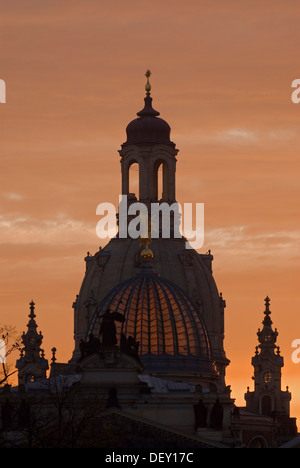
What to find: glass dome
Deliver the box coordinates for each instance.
[87,260,215,375]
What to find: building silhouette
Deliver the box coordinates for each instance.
[0,72,297,448]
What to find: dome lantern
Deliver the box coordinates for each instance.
[123,70,173,147]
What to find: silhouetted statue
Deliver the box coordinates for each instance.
[78,310,125,359]
[193,399,207,429]
[120,333,140,355]
[210,398,223,430]
[99,309,125,347]
[79,333,101,359]
[88,333,101,353]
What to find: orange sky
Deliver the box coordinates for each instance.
[1,0,300,421]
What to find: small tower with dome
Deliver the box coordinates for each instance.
[16,301,49,386]
[244,297,297,440]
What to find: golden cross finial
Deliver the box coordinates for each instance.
[139,219,153,259]
[145,69,151,92]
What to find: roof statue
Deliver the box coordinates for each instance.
[99,309,125,347]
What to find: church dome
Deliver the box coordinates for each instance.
[87,258,216,376]
[71,71,229,383]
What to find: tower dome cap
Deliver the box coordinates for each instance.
[124,70,173,146]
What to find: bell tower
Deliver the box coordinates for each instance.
[245,297,297,437]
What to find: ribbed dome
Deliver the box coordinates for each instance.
[87,259,215,375]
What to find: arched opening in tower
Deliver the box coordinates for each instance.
[154,160,168,201]
[128,162,139,199]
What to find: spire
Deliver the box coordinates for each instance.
[16,301,49,385]
[136,69,160,118]
[29,300,35,318]
[145,69,151,93]
[256,296,280,354]
[262,296,272,326]
[27,300,38,331]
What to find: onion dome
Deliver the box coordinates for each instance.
[87,257,215,376]
[123,70,173,146]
